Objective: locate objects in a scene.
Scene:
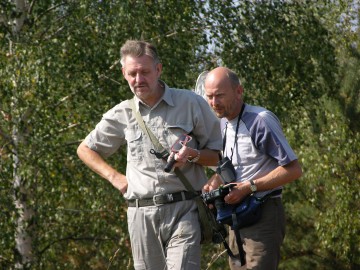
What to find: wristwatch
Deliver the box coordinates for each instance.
[249,179,257,193]
[187,149,200,163]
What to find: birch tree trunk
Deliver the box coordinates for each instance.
[11,0,35,268]
[13,144,34,269]
[13,0,26,35]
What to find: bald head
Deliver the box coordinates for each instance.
[204,67,244,120]
[205,67,241,89]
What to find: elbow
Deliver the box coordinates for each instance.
[293,160,303,180]
[296,166,303,180]
[77,141,87,159]
[76,144,81,157]
[284,160,303,183]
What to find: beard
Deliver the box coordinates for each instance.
[212,106,227,118]
[130,83,150,98]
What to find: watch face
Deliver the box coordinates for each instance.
[250,180,257,192]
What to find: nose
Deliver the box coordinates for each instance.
[211,96,220,107]
[135,73,145,83]
[206,97,214,107]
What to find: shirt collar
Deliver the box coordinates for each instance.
[133,80,174,111]
[161,81,175,107]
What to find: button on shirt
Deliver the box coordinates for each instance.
[85,82,222,200]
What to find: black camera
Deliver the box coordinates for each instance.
[201,157,238,224]
[202,157,236,205]
[201,183,236,215]
[201,183,236,204]
[216,157,236,184]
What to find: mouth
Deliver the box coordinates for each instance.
[212,107,224,117]
[134,85,148,93]
[213,106,222,113]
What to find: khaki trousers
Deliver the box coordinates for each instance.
[228,197,285,270]
[127,200,201,270]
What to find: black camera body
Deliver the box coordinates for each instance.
[216,157,236,184]
[201,183,236,218]
[203,157,236,205]
[201,183,235,205]
[201,157,238,224]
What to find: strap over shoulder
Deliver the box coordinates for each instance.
[128,97,196,192]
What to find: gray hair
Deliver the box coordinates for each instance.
[120,40,160,67]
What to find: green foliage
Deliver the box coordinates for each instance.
[281,97,360,269]
[1,0,359,269]
[207,0,339,118]
[1,1,209,269]
[204,1,360,269]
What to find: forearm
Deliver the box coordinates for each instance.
[225,159,302,204]
[252,159,303,192]
[173,146,220,168]
[195,148,220,166]
[77,141,127,193]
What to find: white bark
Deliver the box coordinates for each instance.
[11,2,35,266]
[13,0,27,34]
[13,130,34,269]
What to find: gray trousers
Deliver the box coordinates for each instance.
[127,200,201,270]
[228,197,286,270]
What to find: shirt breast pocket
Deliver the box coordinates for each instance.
[164,124,195,149]
[125,128,143,161]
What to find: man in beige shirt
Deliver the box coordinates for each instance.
[77,40,222,270]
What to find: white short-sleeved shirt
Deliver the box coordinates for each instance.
[85,82,222,200]
[221,104,297,198]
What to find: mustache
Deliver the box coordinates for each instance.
[134,83,147,88]
[212,105,222,110]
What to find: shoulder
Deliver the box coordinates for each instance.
[102,100,130,118]
[243,104,280,126]
[244,104,271,116]
[168,87,207,106]
[169,87,197,99]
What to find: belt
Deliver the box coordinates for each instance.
[127,191,200,207]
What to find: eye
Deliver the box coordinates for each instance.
[142,71,149,75]
[128,72,136,77]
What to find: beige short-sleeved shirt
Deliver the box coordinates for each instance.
[85,82,222,200]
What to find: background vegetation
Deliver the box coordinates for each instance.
[1,0,359,269]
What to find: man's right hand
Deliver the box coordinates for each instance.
[202,173,223,193]
[109,173,128,195]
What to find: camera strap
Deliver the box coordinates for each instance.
[222,102,247,266]
[231,215,247,265]
[128,98,198,189]
[223,103,245,161]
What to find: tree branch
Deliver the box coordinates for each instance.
[0,127,12,144]
[33,2,69,23]
[28,0,37,15]
[38,234,118,257]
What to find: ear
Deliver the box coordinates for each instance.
[121,67,126,77]
[156,63,162,77]
[236,85,244,98]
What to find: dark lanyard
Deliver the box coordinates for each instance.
[222,103,245,161]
